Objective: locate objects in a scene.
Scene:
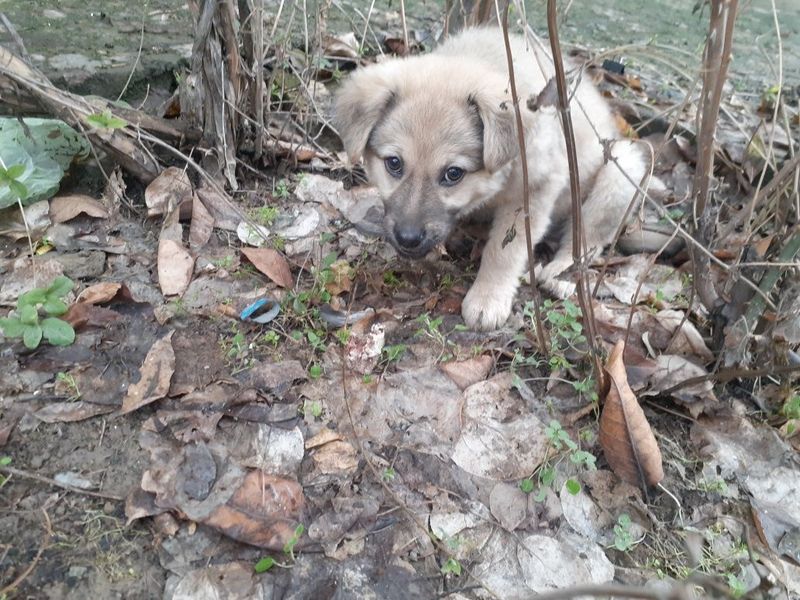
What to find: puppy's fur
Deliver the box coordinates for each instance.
[334,27,646,330]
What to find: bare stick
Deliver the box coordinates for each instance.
[545,0,603,388]
[500,4,548,355]
[0,466,124,501]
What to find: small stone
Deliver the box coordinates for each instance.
[68,566,88,579]
[29,454,46,469]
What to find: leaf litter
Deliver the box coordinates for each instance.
[0,7,799,600]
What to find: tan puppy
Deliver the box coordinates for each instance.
[334,27,646,330]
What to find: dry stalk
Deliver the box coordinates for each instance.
[500,4,548,356]
[690,0,738,311]
[544,0,603,390]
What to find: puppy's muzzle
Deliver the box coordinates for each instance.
[394,224,426,250]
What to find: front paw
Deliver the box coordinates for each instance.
[462,283,514,331]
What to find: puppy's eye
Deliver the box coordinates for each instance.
[441,166,465,186]
[384,156,403,178]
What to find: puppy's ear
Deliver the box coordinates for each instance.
[471,92,518,173]
[334,67,396,164]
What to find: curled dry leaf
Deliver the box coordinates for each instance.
[440,354,494,390]
[189,193,214,250]
[599,340,664,488]
[49,194,109,223]
[240,247,293,289]
[75,282,123,304]
[145,166,193,217]
[120,331,176,414]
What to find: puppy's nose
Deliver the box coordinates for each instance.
[394,225,426,249]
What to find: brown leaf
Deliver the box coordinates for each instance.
[120,331,176,414]
[145,166,193,218]
[158,237,194,296]
[440,355,494,390]
[241,247,293,288]
[202,469,305,549]
[49,194,109,223]
[189,193,214,250]
[34,401,114,423]
[63,302,120,329]
[75,282,123,304]
[598,340,664,488]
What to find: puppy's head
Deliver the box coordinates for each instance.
[334,57,518,258]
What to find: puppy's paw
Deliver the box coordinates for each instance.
[462,283,514,331]
[537,259,576,299]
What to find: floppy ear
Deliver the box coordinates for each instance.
[471,91,519,173]
[333,67,396,164]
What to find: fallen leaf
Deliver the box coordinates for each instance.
[120,331,176,414]
[145,166,192,217]
[34,401,114,423]
[201,469,305,549]
[310,440,359,475]
[321,32,359,59]
[63,302,120,329]
[599,340,664,488]
[75,282,123,304]
[489,482,527,531]
[241,247,293,288]
[189,193,214,250]
[158,237,194,296]
[49,194,109,223]
[647,354,717,416]
[324,259,353,296]
[440,355,494,390]
[171,562,265,600]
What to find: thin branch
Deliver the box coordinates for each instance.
[500,3,548,355]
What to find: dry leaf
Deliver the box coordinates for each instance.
[202,469,305,549]
[145,166,193,217]
[76,282,123,304]
[189,193,214,250]
[63,302,120,329]
[49,194,109,223]
[120,331,176,414]
[440,355,494,390]
[310,440,359,475]
[599,340,664,488]
[34,401,115,423]
[241,247,293,288]
[158,238,194,296]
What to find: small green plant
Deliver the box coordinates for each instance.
[564,479,581,495]
[381,344,407,364]
[613,513,635,552]
[254,556,275,573]
[85,110,128,130]
[0,162,27,200]
[220,325,254,374]
[383,270,401,287]
[303,399,323,418]
[262,330,280,347]
[441,557,462,576]
[0,456,10,488]
[519,477,534,494]
[362,374,373,384]
[382,467,396,481]
[308,364,323,379]
[1,276,76,349]
[274,179,291,199]
[335,328,351,346]
[253,205,279,226]
[283,524,305,561]
[56,371,80,401]
[212,255,234,270]
[781,395,800,420]
[725,572,746,598]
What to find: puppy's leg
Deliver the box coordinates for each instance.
[539,140,646,298]
[462,200,552,331]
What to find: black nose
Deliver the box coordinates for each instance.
[394,225,426,249]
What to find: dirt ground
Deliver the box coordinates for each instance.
[1,2,800,600]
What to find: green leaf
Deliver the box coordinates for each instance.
[19,288,47,306]
[441,558,462,576]
[0,317,25,338]
[0,456,11,466]
[5,163,25,179]
[41,317,75,346]
[19,304,39,325]
[43,298,68,316]
[46,276,74,298]
[565,479,581,495]
[22,323,42,348]
[254,557,275,573]
[8,180,28,200]
[85,111,128,130]
[519,478,534,494]
[308,364,322,379]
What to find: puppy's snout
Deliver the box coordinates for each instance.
[394,224,426,249]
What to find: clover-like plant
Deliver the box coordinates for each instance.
[0,276,76,349]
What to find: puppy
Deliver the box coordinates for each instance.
[334,27,647,331]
